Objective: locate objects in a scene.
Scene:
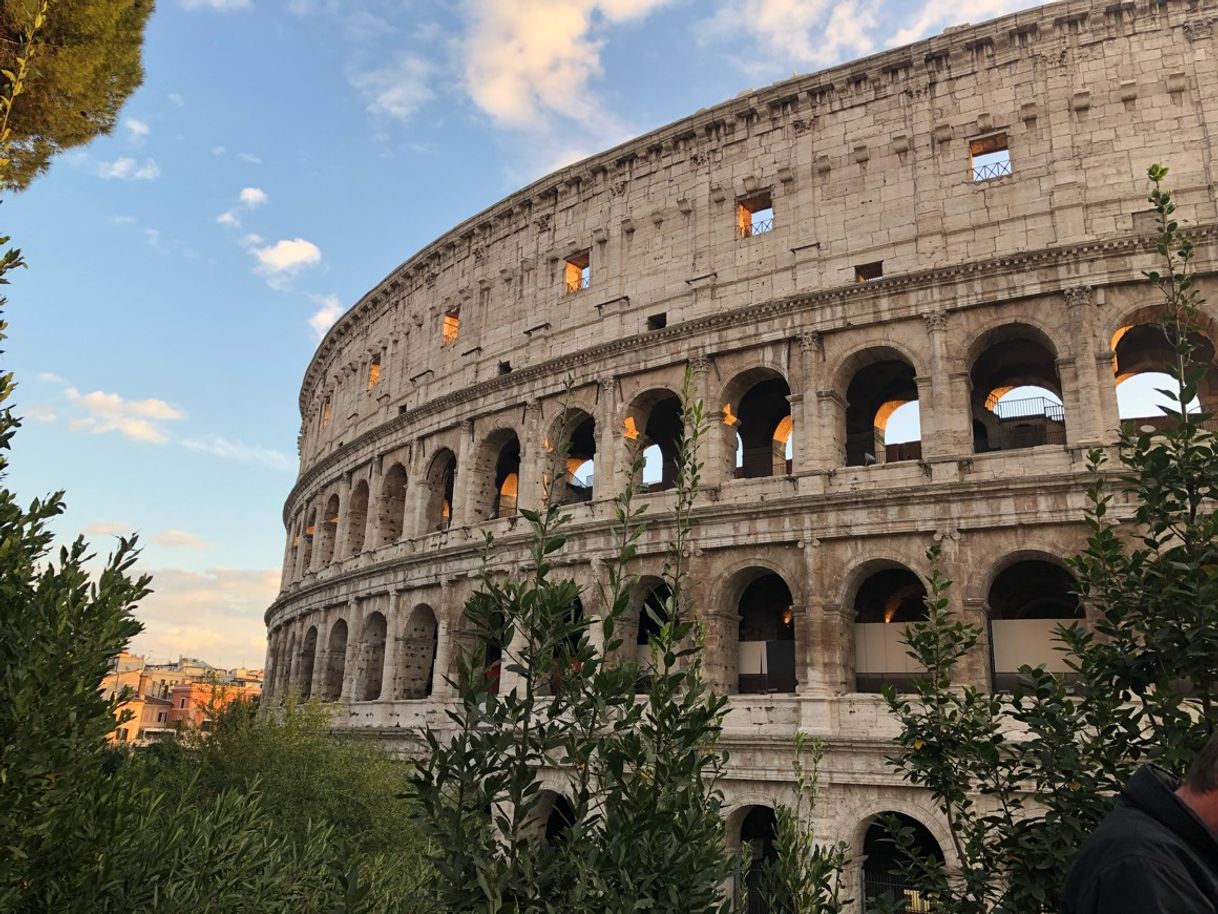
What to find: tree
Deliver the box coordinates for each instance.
[411,370,738,914]
[877,165,1218,914]
[0,0,153,190]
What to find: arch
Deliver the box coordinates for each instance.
[625,387,683,492]
[859,812,944,913]
[317,493,340,565]
[471,428,521,520]
[288,517,301,580]
[401,603,439,699]
[851,562,928,693]
[322,618,348,700]
[547,594,585,696]
[841,348,922,466]
[357,611,388,701]
[732,804,778,914]
[377,463,408,544]
[1110,317,1216,427]
[988,557,1082,691]
[549,408,597,504]
[424,448,457,532]
[719,367,793,480]
[968,322,1066,454]
[346,479,369,556]
[298,625,318,698]
[303,508,317,571]
[735,570,796,695]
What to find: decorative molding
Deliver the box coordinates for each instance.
[922,312,949,333]
[1063,285,1094,308]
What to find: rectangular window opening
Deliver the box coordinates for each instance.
[564,251,591,294]
[854,261,884,283]
[321,397,332,426]
[736,191,774,239]
[442,308,460,345]
[367,354,381,390]
[498,360,512,375]
[970,133,1012,182]
[647,313,667,331]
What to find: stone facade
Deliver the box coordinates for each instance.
[266,0,1218,906]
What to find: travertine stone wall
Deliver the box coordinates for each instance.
[266,0,1218,906]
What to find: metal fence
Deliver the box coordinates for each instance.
[864,873,938,913]
[739,217,774,239]
[973,158,1012,181]
[985,394,1065,422]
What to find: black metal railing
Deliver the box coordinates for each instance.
[738,218,774,239]
[985,394,1065,422]
[864,872,938,913]
[973,159,1012,182]
[565,275,590,293]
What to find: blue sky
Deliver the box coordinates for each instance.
[2,0,1097,667]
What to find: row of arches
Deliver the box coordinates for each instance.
[285,316,1216,585]
[268,551,1082,705]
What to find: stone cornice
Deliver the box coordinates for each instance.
[298,0,1213,411]
[282,225,1218,524]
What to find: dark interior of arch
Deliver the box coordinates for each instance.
[854,568,927,624]
[738,573,795,641]
[543,795,576,847]
[741,806,779,912]
[1116,322,1216,376]
[737,377,791,478]
[299,626,318,698]
[491,436,521,518]
[643,395,683,490]
[638,582,671,645]
[845,359,918,467]
[863,813,944,906]
[971,333,1064,453]
[427,452,457,529]
[562,414,596,502]
[379,464,407,542]
[989,560,1082,620]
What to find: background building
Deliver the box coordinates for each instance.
[264,0,1218,908]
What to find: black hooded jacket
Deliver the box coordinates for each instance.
[1062,766,1218,914]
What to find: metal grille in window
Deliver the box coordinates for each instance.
[565,273,590,293]
[974,158,1012,181]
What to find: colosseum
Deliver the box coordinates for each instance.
[264,0,1218,906]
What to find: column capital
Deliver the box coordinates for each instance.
[1063,285,1095,308]
[689,353,712,375]
[923,311,949,333]
[797,330,824,355]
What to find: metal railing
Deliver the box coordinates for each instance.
[864,873,938,913]
[565,275,590,294]
[985,394,1065,422]
[738,218,774,239]
[973,159,1012,182]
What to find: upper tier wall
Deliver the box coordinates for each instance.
[295,0,1218,471]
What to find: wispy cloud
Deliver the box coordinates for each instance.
[124,117,150,142]
[239,186,268,208]
[696,0,878,75]
[35,371,63,383]
[154,529,210,550]
[168,92,185,107]
[250,238,322,289]
[182,434,294,471]
[64,387,186,444]
[25,404,57,423]
[216,211,241,228]
[180,0,251,10]
[351,53,434,121]
[97,157,161,181]
[110,214,137,225]
[884,0,1042,48]
[85,521,133,537]
[237,151,262,164]
[308,294,343,339]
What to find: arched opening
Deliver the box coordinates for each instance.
[844,354,922,466]
[318,494,340,565]
[491,435,521,519]
[424,449,457,532]
[861,813,944,913]
[288,517,301,578]
[357,612,388,701]
[988,559,1082,691]
[550,409,596,504]
[322,618,347,700]
[401,604,439,699]
[298,626,318,698]
[1112,320,1213,431]
[378,463,408,544]
[548,595,585,696]
[346,480,369,556]
[739,805,778,914]
[626,389,683,493]
[281,631,297,699]
[970,326,1065,453]
[853,565,927,693]
[632,579,671,691]
[529,791,575,849]
[303,509,317,571]
[736,571,796,695]
[723,370,793,479]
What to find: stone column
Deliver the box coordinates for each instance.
[334,473,354,562]
[407,440,429,537]
[923,312,970,459]
[434,576,457,697]
[1064,286,1104,446]
[456,418,477,526]
[340,599,361,702]
[382,589,402,701]
[309,616,327,699]
[819,600,853,694]
[796,537,829,695]
[362,461,382,553]
[295,501,315,579]
[595,376,621,501]
[518,399,544,512]
[1095,349,1121,443]
[691,354,724,487]
[796,331,824,474]
[815,390,847,468]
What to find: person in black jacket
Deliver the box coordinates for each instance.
[1062,731,1218,914]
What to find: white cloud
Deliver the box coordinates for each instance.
[168,92,185,106]
[97,157,161,181]
[308,294,344,339]
[240,232,263,248]
[237,152,262,164]
[181,434,295,471]
[110,214,136,225]
[697,0,878,72]
[154,529,210,549]
[35,371,63,383]
[64,387,186,444]
[85,521,132,537]
[124,117,150,141]
[212,145,227,156]
[216,210,240,228]
[884,0,1041,48]
[351,54,434,121]
[250,238,322,288]
[461,0,671,129]
[129,567,280,668]
[238,186,268,208]
[180,0,251,10]
[25,404,56,423]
